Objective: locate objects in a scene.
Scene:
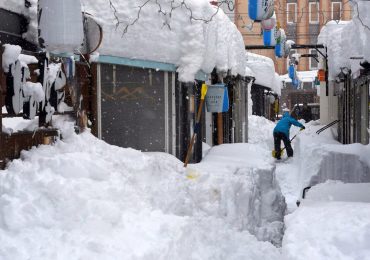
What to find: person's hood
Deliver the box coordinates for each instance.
[283,111,290,117]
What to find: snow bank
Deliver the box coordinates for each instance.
[305,181,370,203]
[191,142,286,246]
[246,52,281,95]
[248,115,275,151]
[274,120,370,210]
[283,199,370,260]
[294,123,370,190]
[82,0,246,82]
[0,116,282,259]
[283,181,370,260]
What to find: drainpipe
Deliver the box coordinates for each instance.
[0,46,3,167]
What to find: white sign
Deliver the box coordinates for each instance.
[205,84,229,113]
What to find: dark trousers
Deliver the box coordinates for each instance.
[273,132,293,158]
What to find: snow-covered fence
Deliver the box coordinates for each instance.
[0,45,77,169]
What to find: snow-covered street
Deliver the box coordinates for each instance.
[0,115,369,259]
[1,0,370,259]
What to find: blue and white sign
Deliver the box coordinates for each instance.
[205,84,229,113]
[248,0,274,21]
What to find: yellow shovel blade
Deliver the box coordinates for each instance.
[272,149,284,158]
[201,84,208,100]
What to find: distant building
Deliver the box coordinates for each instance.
[233,0,352,74]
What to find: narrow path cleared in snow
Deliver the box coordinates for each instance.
[275,159,300,213]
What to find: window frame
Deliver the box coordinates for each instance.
[331,1,342,21]
[309,2,320,24]
[287,3,297,24]
[309,49,319,70]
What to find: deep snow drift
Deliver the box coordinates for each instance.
[273,119,370,260]
[1,114,370,259]
[283,181,370,260]
[0,116,283,259]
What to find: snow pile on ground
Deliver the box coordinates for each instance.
[0,116,282,259]
[318,0,370,79]
[283,181,370,260]
[82,0,246,82]
[294,122,370,190]
[275,119,370,210]
[305,181,370,203]
[245,52,282,95]
[190,143,286,246]
[248,115,275,151]
[271,120,370,260]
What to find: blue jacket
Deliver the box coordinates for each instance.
[273,112,304,138]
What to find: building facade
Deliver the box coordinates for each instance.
[230,0,352,74]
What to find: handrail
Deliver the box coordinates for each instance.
[316,120,340,135]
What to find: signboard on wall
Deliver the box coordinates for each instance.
[205,84,229,113]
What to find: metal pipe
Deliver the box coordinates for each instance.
[245,44,325,50]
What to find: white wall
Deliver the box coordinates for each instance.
[319,81,338,125]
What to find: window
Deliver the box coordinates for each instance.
[287,3,297,23]
[332,2,342,20]
[309,49,318,70]
[309,2,319,24]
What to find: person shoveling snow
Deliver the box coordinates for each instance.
[273,111,305,160]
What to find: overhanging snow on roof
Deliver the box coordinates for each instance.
[82,0,246,82]
[317,0,370,79]
[1,0,246,82]
[245,52,281,95]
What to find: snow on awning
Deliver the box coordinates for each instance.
[82,0,247,82]
[245,52,281,96]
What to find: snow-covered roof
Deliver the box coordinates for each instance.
[317,0,370,80]
[1,0,247,82]
[245,52,281,95]
[280,70,318,83]
[83,0,247,82]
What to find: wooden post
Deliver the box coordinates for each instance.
[0,46,4,166]
[217,113,223,144]
[0,46,3,130]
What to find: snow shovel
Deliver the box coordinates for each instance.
[184,83,208,167]
[272,130,301,158]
